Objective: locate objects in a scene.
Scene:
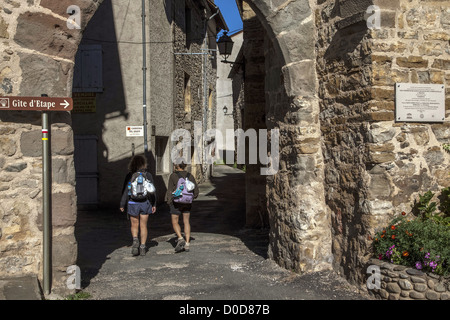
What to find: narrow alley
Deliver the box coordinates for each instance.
[75,165,369,301]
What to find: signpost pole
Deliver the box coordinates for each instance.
[41,94,51,295]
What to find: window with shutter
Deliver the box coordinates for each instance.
[73,45,103,93]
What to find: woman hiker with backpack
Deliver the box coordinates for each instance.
[166,162,199,253]
[120,155,157,256]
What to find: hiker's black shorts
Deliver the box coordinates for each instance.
[169,201,191,215]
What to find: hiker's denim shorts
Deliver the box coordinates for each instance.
[127,200,153,217]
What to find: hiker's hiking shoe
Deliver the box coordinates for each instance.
[175,238,185,253]
[140,244,146,256]
[132,238,140,256]
[185,242,190,252]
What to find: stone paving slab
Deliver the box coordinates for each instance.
[0,275,42,300]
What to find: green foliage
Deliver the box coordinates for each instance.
[412,189,450,226]
[65,291,91,300]
[443,143,450,153]
[438,187,450,217]
[373,188,450,276]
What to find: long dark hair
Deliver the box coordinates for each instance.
[128,155,147,172]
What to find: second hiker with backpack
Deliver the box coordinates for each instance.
[165,162,199,253]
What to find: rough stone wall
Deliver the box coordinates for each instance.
[316,0,449,287]
[363,0,450,283]
[0,0,101,296]
[315,0,374,285]
[173,0,217,183]
[368,0,450,213]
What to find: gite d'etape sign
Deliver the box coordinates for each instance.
[0,96,73,111]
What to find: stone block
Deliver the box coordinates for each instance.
[367,143,395,163]
[431,59,450,70]
[0,15,9,39]
[388,293,400,300]
[435,283,446,292]
[3,162,27,172]
[52,158,68,184]
[20,130,41,157]
[431,122,450,143]
[40,0,99,24]
[0,137,17,156]
[369,171,391,199]
[51,234,77,270]
[282,60,316,97]
[423,146,444,168]
[18,52,72,97]
[411,128,430,146]
[276,20,315,63]
[425,291,439,300]
[52,191,76,228]
[368,125,396,143]
[396,56,428,68]
[15,12,81,60]
[414,283,427,292]
[410,291,425,299]
[51,129,74,155]
[379,289,389,299]
[339,0,372,19]
[410,276,426,283]
[386,282,401,293]
[399,279,413,290]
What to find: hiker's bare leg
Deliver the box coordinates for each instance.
[139,214,149,245]
[130,215,139,239]
[182,212,191,243]
[171,214,183,239]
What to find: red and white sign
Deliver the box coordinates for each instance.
[126,126,144,137]
[0,96,73,111]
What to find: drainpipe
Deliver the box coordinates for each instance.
[142,0,148,152]
[202,10,219,175]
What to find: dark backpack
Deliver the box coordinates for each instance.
[172,172,195,204]
[128,171,155,201]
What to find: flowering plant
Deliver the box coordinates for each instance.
[372,212,450,276]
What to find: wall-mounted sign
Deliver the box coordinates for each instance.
[0,96,73,111]
[395,83,445,122]
[126,126,144,137]
[72,92,96,113]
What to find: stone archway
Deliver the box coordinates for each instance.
[243,0,450,290]
[240,0,333,273]
[0,0,103,296]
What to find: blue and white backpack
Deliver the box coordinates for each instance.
[128,171,155,202]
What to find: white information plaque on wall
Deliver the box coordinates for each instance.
[395,83,445,122]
